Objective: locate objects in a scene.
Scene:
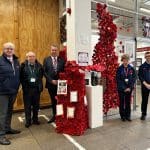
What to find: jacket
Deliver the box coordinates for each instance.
[0,54,20,95]
[116,64,136,92]
[43,56,65,88]
[138,61,150,84]
[20,60,43,92]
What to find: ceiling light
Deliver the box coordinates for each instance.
[140,7,150,13]
[144,0,150,5]
[109,0,116,2]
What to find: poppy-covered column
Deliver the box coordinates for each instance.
[66,0,91,65]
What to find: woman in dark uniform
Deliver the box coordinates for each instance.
[116,54,136,121]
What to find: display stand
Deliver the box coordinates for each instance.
[86,85,103,128]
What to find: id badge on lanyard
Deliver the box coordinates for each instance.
[29,64,36,83]
[124,68,129,83]
[30,78,36,82]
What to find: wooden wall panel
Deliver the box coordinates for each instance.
[0,0,60,110]
[0,0,17,53]
[16,0,60,109]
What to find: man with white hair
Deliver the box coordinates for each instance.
[20,51,43,128]
[139,51,150,120]
[0,42,20,145]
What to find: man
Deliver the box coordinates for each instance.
[43,45,65,123]
[20,51,43,128]
[0,42,21,145]
[138,51,150,120]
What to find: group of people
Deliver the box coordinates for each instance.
[0,42,65,145]
[0,42,150,146]
[116,52,150,122]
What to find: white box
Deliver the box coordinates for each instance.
[86,85,103,128]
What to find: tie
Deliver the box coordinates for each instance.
[53,57,57,72]
[8,57,15,75]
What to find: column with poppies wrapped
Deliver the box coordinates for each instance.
[92,3,119,114]
[55,61,88,135]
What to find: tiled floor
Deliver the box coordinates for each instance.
[1,86,150,150]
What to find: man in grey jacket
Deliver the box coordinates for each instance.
[0,42,21,145]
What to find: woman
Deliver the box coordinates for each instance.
[116,54,136,121]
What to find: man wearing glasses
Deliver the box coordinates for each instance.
[0,42,21,145]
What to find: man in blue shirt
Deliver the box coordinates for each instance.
[138,51,150,120]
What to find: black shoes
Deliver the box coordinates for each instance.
[140,115,146,120]
[126,118,132,122]
[47,117,55,124]
[121,118,126,121]
[121,117,132,122]
[25,120,40,128]
[25,123,31,128]
[0,137,11,145]
[32,121,40,125]
[6,129,21,134]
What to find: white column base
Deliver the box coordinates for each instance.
[86,85,103,128]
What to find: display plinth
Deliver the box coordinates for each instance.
[86,85,103,128]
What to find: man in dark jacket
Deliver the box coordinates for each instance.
[43,45,65,123]
[20,51,43,128]
[0,42,21,145]
[138,51,150,120]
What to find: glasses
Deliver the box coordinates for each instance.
[4,48,14,51]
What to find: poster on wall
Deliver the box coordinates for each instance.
[78,52,89,66]
[142,17,150,38]
[57,80,67,95]
[125,41,135,62]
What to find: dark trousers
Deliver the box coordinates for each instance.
[23,88,40,124]
[48,85,57,117]
[118,91,132,119]
[0,94,17,137]
[141,86,150,116]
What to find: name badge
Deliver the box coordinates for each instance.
[30,78,36,82]
[125,78,129,83]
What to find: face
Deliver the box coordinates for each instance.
[51,46,58,57]
[122,59,129,66]
[27,54,36,64]
[146,56,150,63]
[3,45,14,57]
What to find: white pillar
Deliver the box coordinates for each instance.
[66,0,91,64]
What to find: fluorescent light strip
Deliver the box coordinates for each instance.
[109,0,116,2]
[140,7,150,13]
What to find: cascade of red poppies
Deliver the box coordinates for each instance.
[92,3,119,114]
[55,61,88,135]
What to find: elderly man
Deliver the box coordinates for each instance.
[43,45,65,123]
[0,42,20,145]
[20,51,43,128]
[138,51,150,120]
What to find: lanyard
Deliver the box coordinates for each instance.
[28,64,35,75]
[124,68,129,77]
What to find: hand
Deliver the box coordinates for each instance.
[51,80,58,85]
[143,81,150,89]
[124,88,131,92]
[146,84,150,90]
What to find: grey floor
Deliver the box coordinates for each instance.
[1,86,150,150]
